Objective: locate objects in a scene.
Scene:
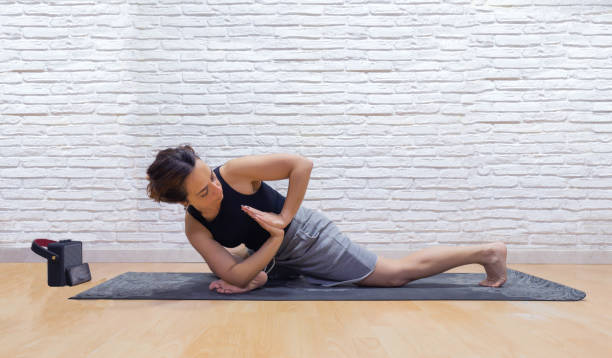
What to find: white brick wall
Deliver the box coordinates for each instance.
[1,1,612,263]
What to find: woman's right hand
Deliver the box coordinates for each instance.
[241,205,285,239]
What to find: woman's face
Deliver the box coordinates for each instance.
[182,158,223,212]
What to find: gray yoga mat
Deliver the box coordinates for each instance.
[70,268,586,301]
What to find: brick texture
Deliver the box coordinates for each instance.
[1,1,611,255]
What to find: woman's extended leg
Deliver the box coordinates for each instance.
[356,242,507,288]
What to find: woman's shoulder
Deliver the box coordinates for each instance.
[218,163,262,195]
[184,209,213,237]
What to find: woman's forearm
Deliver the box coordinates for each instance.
[280,158,313,226]
[227,235,283,288]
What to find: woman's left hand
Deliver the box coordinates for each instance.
[241,205,288,229]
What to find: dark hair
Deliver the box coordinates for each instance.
[146,145,201,204]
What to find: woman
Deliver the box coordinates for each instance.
[146,145,507,294]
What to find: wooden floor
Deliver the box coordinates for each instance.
[0,263,610,358]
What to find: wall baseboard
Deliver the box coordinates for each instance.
[3,247,611,264]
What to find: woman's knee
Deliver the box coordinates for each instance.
[230,253,246,264]
[355,256,408,287]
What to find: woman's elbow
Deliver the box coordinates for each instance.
[298,157,313,170]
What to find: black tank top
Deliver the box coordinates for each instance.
[187,165,292,251]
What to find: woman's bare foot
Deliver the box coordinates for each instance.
[209,271,268,294]
[479,242,508,287]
